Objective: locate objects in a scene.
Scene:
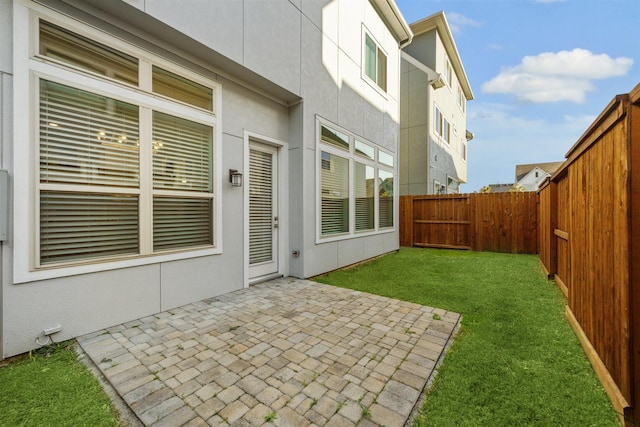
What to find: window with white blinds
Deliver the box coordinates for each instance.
[355,162,374,232]
[249,149,273,264]
[318,120,395,240]
[39,20,139,85]
[153,197,212,251]
[379,169,394,229]
[152,112,212,192]
[34,18,218,268]
[321,152,349,235]
[40,192,139,263]
[40,80,140,188]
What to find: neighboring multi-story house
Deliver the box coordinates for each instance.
[515,162,564,191]
[0,0,411,358]
[399,11,473,195]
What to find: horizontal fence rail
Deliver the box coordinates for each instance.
[400,192,538,254]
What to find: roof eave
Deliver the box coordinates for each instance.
[369,0,413,46]
[410,11,474,100]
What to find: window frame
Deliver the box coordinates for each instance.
[457,86,466,113]
[444,56,453,88]
[361,27,388,94]
[434,105,451,144]
[447,175,459,194]
[316,117,395,244]
[14,8,223,283]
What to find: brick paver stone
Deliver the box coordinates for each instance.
[78,278,460,426]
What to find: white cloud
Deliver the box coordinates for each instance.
[482,49,633,103]
[488,44,503,51]
[465,103,590,190]
[446,12,480,34]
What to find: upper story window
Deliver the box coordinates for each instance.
[462,139,467,161]
[364,33,387,92]
[40,21,139,86]
[457,86,466,113]
[33,17,219,269]
[317,120,395,241]
[444,57,453,88]
[434,106,450,144]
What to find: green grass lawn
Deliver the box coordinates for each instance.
[0,342,120,427]
[313,248,619,427]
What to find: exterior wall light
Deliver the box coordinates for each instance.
[229,169,243,187]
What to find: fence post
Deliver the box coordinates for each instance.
[548,181,558,277]
[469,193,476,251]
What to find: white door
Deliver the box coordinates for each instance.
[248,142,279,280]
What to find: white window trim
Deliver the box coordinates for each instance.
[461,139,467,163]
[433,104,451,146]
[242,130,289,289]
[13,4,223,283]
[444,56,453,91]
[447,175,459,194]
[315,117,395,244]
[360,25,388,98]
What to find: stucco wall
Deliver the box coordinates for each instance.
[297,0,401,278]
[0,0,12,360]
[2,0,403,357]
[2,0,290,358]
[400,58,430,195]
[399,29,468,196]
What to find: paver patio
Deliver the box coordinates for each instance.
[78,278,461,426]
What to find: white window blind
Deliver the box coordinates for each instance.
[321,152,349,235]
[317,119,396,240]
[249,149,273,264]
[152,112,213,252]
[34,18,218,269]
[39,20,138,86]
[355,162,374,232]
[152,66,213,111]
[153,197,212,251]
[40,80,139,187]
[379,169,394,228]
[152,112,212,191]
[40,192,139,264]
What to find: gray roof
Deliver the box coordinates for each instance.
[515,161,563,181]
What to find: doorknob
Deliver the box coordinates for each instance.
[273,216,279,228]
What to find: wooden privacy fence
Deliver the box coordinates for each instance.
[400,192,538,254]
[538,83,640,426]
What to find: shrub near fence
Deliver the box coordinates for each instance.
[538,83,640,426]
[400,192,538,254]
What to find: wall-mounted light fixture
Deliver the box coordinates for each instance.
[229,169,243,187]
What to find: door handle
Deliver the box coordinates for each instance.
[273,216,279,229]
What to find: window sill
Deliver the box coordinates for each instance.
[316,228,395,245]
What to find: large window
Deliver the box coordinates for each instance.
[318,120,395,240]
[34,17,218,268]
[434,106,450,144]
[444,57,453,88]
[364,33,387,92]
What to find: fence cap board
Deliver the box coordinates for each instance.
[629,81,640,104]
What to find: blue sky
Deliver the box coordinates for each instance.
[395,0,640,191]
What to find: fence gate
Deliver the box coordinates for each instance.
[400,192,538,254]
[410,195,471,250]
